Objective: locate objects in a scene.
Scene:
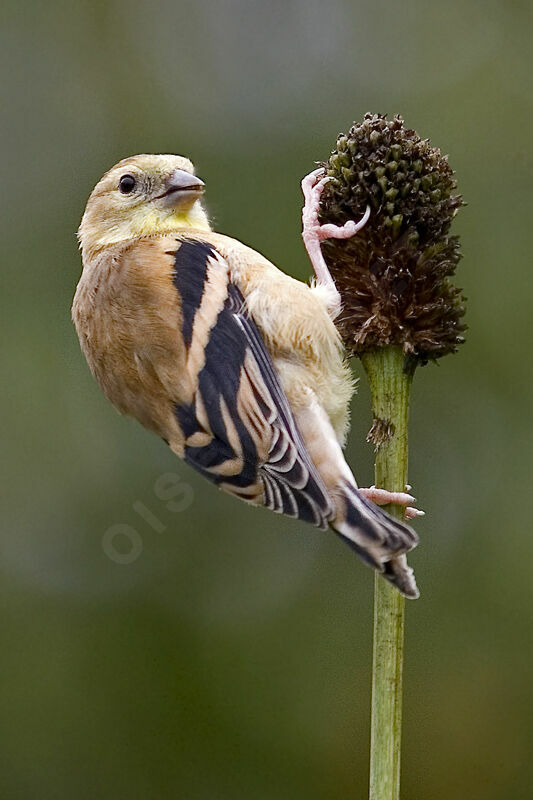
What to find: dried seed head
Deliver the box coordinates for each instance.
[319,113,466,362]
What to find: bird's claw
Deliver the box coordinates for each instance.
[301,167,370,245]
[301,167,328,201]
[358,486,425,520]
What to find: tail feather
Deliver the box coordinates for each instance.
[382,555,419,599]
[332,481,419,599]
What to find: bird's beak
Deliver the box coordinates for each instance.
[153,169,205,206]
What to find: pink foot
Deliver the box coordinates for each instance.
[301,168,370,314]
[358,486,425,520]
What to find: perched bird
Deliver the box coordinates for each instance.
[73,154,422,597]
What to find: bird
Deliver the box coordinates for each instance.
[73,154,422,597]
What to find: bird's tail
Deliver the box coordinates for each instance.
[331,480,419,598]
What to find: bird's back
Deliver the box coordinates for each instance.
[74,230,354,445]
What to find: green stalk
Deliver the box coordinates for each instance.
[360,346,415,800]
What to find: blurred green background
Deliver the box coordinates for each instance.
[1,1,532,798]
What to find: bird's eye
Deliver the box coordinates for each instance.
[119,174,137,194]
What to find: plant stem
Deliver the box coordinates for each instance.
[361,346,414,800]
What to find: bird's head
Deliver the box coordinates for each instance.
[78,154,210,260]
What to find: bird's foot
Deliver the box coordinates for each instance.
[358,485,425,520]
[301,168,370,310]
[301,167,371,243]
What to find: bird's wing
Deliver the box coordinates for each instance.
[171,237,334,529]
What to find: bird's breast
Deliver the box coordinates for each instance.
[72,237,190,448]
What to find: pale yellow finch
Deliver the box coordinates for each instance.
[73,155,421,597]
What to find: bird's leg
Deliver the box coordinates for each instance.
[301,167,370,313]
[358,486,425,520]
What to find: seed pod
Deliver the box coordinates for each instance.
[318,113,466,363]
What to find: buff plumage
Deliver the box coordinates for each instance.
[73,154,419,597]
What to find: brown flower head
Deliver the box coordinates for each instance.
[319,113,466,363]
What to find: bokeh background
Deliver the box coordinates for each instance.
[2,1,532,798]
